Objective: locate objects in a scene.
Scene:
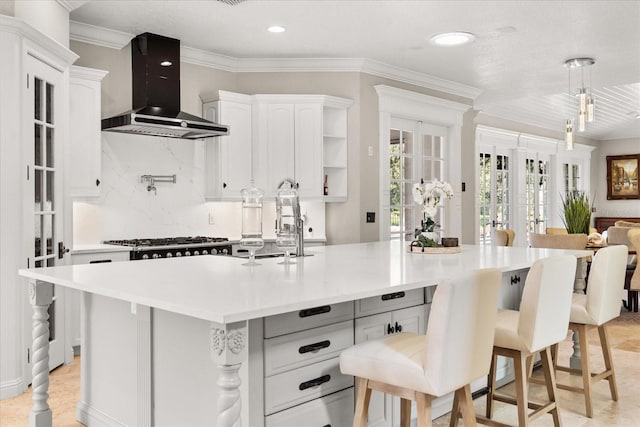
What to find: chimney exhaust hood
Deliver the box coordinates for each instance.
[101,33,229,139]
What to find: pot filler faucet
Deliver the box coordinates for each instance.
[276,178,304,257]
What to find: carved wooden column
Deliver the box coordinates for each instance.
[210,320,248,427]
[29,280,53,427]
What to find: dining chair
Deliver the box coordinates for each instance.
[552,244,627,417]
[492,229,515,247]
[340,268,502,427]
[627,229,640,312]
[477,255,577,427]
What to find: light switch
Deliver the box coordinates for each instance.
[208,212,215,224]
[368,146,374,157]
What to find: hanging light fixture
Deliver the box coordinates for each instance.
[565,119,574,150]
[563,57,596,145]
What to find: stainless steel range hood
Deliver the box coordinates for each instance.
[101,33,229,139]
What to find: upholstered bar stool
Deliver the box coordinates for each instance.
[477,255,577,427]
[552,244,627,417]
[340,269,502,427]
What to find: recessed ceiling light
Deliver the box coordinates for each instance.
[267,25,286,33]
[430,32,476,46]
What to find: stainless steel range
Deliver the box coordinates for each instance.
[103,237,232,260]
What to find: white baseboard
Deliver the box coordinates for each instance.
[77,400,128,427]
[0,377,26,400]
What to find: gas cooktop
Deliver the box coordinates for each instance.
[103,236,229,247]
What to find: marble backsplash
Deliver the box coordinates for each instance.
[72,132,326,245]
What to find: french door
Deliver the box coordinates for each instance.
[525,153,551,236]
[478,147,512,245]
[23,55,66,378]
[386,118,448,241]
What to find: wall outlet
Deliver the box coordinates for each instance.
[366,212,375,223]
[368,146,374,157]
[208,212,215,225]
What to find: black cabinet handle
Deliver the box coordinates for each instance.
[299,340,331,354]
[299,305,331,318]
[387,323,394,334]
[510,275,521,285]
[395,321,402,333]
[89,259,112,264]
[96,178,100,187]
[299,374,331,391]
[223,182,227,189]
[381,291,405,301]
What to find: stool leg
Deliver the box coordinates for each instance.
[598,325,618,401]
[456,385,477,427]
[353,377,372,427]
[540,346,562,427]
[513,351,529,427]
[450,387,460,427]
[416,393,433,427]
[577,325,593,418]
[485,352,497,419]
[401,398,411,427]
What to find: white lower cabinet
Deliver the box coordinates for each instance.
[265,388,354,427]
[68,249,131,351]
[354,296,429,427]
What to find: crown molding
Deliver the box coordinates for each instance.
[69,22,482,100]
[57,1,88,12]
[70,65,108,81]
[70,21,132,49]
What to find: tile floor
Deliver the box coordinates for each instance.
[1,310,638,426]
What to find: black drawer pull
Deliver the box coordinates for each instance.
[387,323,394,334]
[510,275,521,285]
[322,425,331,427]
[299,340,331,354]
[89,259,112,264]
[299,374,331,391]
[382,291,405,301]
[299,305,331,318]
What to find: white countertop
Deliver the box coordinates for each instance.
[20,242,591,324]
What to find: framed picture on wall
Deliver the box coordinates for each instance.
[606,154,640,200]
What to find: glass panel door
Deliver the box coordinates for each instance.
[25,56,66,374]
[478,148,511,245]
[525,154,550,237]
[389,125,416,241]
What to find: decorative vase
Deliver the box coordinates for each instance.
[420,231,439,243]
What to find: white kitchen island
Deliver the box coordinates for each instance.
[18,241,591,427]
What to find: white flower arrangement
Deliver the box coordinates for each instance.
[413,178,454,232]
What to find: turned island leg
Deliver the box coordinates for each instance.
[570,257,588,370]
[210,320,248,427]
[28,280,54,427]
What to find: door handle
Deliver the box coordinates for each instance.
[57,242,69,259]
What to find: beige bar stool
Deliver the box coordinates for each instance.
[477,255,577,427]
[340,269,502,427]
[626,229,640,311]
[553,244,627,417]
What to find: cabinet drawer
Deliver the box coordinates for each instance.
[355,288,424,317]
[71,251,130,264]
[264,357,353,415]
[265,387,354,427]
[264,320,353,377]
[264,301,354,338]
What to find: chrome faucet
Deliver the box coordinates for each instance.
[276,178,304,257]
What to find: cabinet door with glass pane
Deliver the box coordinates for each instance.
[478,146,512,245]
[24,55,67,374]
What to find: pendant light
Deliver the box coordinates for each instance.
[563,57,596,144]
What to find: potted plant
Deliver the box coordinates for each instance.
[561,190,592,234]
[412,178,454,246]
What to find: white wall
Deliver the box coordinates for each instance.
[592,138,640,218]
[73,132,325,244]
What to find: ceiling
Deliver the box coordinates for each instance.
[68,0,640,141]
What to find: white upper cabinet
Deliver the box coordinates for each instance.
[203,91,253,201]
[68,66,108,199]
[204,92,351,201]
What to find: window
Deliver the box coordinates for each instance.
[478,148,511,245]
